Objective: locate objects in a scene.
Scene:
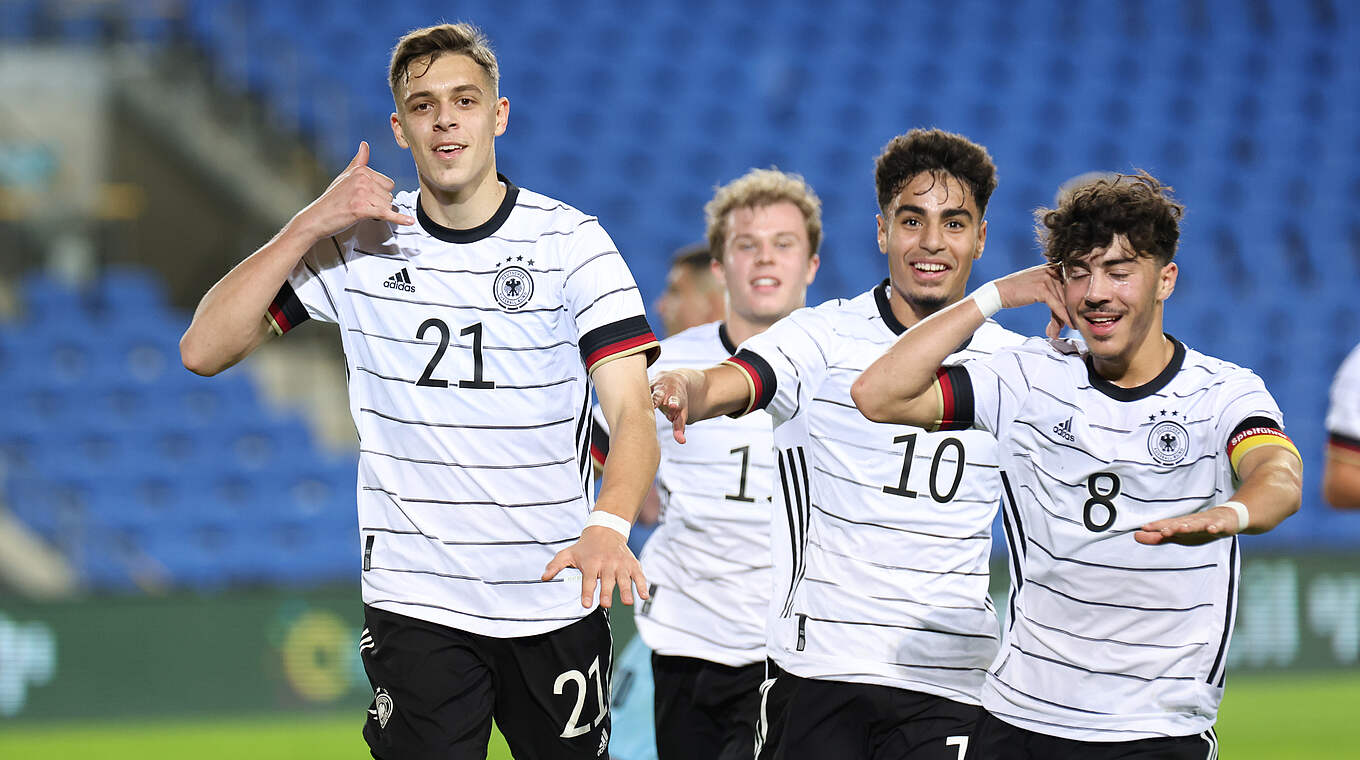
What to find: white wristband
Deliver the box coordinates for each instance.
[585,510,631,540]
[971,281,1003,318]
[1222,501,1249,532]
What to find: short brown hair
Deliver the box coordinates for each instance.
[1036,170,1184,266]
[389,23,499,104]
[875,129,998,217]
[704,169,822,261]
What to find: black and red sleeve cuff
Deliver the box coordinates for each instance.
[590,418,610,468]
[934,365,976,431]
[721,349,778,418]
[580,315,660,374]
[267,282,310,336]
[1226,415,1299,474]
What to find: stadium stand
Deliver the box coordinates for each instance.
[2,0,1357,592]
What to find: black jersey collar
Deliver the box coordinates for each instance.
[874,278,973,352]
[1086,334,1185,402]
[718,322,739,354]
[416,174,519,244]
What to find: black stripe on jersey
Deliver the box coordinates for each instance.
[330,236,349,272]
[1013,644,1197,682]
[999,471,1025,628]
[774,346,802,418]
[302,258,341,317]
[414,264,563,275]
[491,216,597,244]
[515,199,568,212]
[1026,458,1216,504]
[1014,481,1086,530]
[575,389,591,494]
[368,599,584,624]
[810,501,988,540]
[987,675,1119,717]
[343,287,564,313]
[564,249,621,281]
[1028,536,1217,573]
[361,526,425,536]
[270,281,311,332]
[381,491,582,509]
[356,365,414,384]
[1168,377,1231,400]
[811,396,859,410]
[884,661,988,673]
[1088,422,1134,434]
[1230,415,1282,439]
[1208,537,1239,686]
[364,485,423,531]
[806,537,988,576]
[438,536,579,547]
[574,284,640,319]
[354,365,573,390]
[360,407,574,430]
[1030,578,1215,613]
[1032,386,1084,412]
[371,565,566,585]
[361,448,574,469]
[666,457,775,468]
[936,365,975,431]
[579,314,659,368]
[347,327,575,351]
[354,247,404,258]
[803,615,998,640]
[1022,614,1209,649]
[867,594,989,612]
[778,447,810,617]
[590,419,610,459]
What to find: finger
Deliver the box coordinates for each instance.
[580,566,599,608]
[542,550,572,581]
[1045,314,1062,340]
[650,384,667,409]
[382,207,417,225]
[671,415,687,445]
[363,168,396,191]
[1133,530,1165,545]
[591,566,612,609]
[347,141,370,170]
[616,568,635,606]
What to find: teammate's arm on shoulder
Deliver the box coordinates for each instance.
[650,364,750,444]
[1323,438,1360,509]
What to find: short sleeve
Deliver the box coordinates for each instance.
[563,219,660,373]
[1326,343,1360,445]
[267,235,348,335]
[1214,370,1298,476]
[722,307,831,423]
[945,348,1030,435]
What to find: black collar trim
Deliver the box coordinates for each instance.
[417,174,519,244]
[1086,335,1185,402]
[873,278,972,352]
[718,323,739,354]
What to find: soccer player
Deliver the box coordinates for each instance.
[655,242,726,338]
[594,168,822,760]
[1324,342,1360,508]
[650,129,1024,760]
[179,23,660,759]
[852,172,1303,759]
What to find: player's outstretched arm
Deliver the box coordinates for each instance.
[543,353,658,608]
[852,263,1067,427]
[1322,445,1360,509]
[650,364,750,444]
[180,142,415,376]
[1136,445,1303,545]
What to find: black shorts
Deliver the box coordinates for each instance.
[773,673,981,760]
[651,653,765,760]
[964,709,1219,760]
[359,604,613,760]
[755,658,797,760]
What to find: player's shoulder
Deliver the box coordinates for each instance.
[654,322,726,367]
[993,334,1085,364]
[511,186,600,232]
[1175,340,1264,388]
[954,320,1027,360]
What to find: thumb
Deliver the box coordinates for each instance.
[347,141,370,170]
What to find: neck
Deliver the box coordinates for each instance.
[722,309,773,347]
[1091,328,1174,388]
[418,161,505,230]
[887,283,959,330]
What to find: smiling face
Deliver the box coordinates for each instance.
[1062,234,1177,367]
[877,171,986,323]
[390,52,508,200]
[714,201,819,330]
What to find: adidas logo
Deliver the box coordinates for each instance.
[597,726,609,756]
[1052,417,1075,442]
[383,268,415,292]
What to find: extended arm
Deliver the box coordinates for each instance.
[852,264,1067,428]
[179,142,414,375]
[650,363,754,443]
[542,353,658,607]
[1136,445,1303,545]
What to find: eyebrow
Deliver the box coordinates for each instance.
[404,83,483,105]
[893,204,974,222]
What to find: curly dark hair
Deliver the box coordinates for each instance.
[874,129,998,217]
[1037,171,1184,265]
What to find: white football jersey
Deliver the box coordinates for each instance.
[593,322,775,666]
[1326,342,1360,451]
[939,336,1293,740]
[725,281,1024,704]
[268,178,659,637]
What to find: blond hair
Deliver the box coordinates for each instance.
[389,22,499,103]
[705,169,823,260]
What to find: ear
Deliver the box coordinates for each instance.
[494,97,510,137]
[876,213,888,254]
[975,219,988,260]
[1157,261,1177,301]
[709,254,728,290]
[390,113,409,150]
[803,253,821,286]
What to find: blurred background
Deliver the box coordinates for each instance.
[0,0,1357,757]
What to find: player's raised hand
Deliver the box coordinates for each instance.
[994,263,1070,339]
[295,141,416,239]
[542,524,649,609]
[650,370,695,444]
[1134,505,1243,546]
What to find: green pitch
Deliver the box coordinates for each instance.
[1,673,1355,759]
